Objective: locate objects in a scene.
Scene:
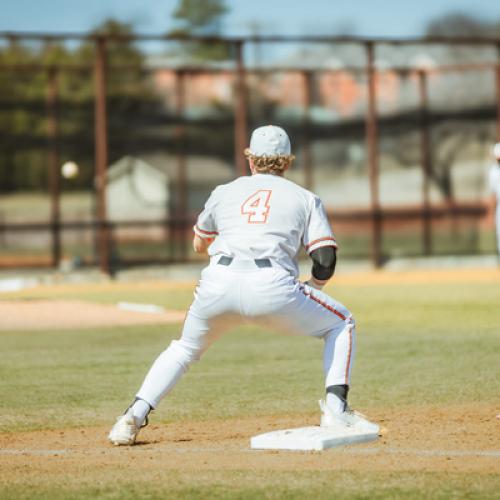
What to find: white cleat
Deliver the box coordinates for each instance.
[108,408,141,446]
[319,400,381,435]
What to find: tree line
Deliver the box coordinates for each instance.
[0,0,231,192]
[1,2,498,193]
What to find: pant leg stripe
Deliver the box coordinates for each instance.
[300,286,347,321]
[345,324,353,384]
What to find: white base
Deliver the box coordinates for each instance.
[250,425,379,451]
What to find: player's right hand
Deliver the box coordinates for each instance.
[304,276,326,290]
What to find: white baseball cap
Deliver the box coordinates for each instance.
[248,125,291,156]
[493,142,500,159]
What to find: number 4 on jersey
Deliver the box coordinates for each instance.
[241,190,272,223]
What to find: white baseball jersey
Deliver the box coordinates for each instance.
[193,173,337,277]
[135,173,355,416]
[488,163,500,254]
[488,163,500,200]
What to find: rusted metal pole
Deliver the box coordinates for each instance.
[234,40,248,177]
[47,66,61,268]
[94,36,110,274]
[301,70,313,190]
[365,42,382,267]
[496,46,500,141]
[418,70,432,256]
[175,70,188,261]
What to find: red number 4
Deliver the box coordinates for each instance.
[241,190,272,223]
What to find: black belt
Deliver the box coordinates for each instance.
[217,256,272,268]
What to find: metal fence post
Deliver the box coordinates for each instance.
[418,70,432,255]
[365,42,382,267]
[234,40,248,177]
[94,36,110,275]
[47,66,61,268]
[301,70,313,190]
[175,70,188,261]
[496,46,500,141]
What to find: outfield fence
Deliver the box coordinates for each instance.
[1,33,499,272]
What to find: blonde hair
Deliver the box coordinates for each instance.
[244,148,295,175]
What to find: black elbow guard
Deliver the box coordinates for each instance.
[310,246,337,281]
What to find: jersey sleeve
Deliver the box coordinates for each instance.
[193,189,219,239]
[302,196,337,254]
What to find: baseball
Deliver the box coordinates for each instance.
[61,161,79,179]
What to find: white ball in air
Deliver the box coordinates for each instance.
[61,161,79,179]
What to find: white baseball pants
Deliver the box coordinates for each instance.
[136,258,356,409]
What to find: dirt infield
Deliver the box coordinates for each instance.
[0,405,498,477]
[0,300,185,331]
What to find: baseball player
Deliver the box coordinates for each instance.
[109,125,380,445]
[488,142,500,258]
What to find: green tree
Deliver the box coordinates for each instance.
[423,11,500,200]
[426,12,500,37]
[0,19,158,192]
[169,0,231,61]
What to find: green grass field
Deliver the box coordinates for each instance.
[1,272,499,498]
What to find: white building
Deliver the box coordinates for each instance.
[106,156,169,222]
